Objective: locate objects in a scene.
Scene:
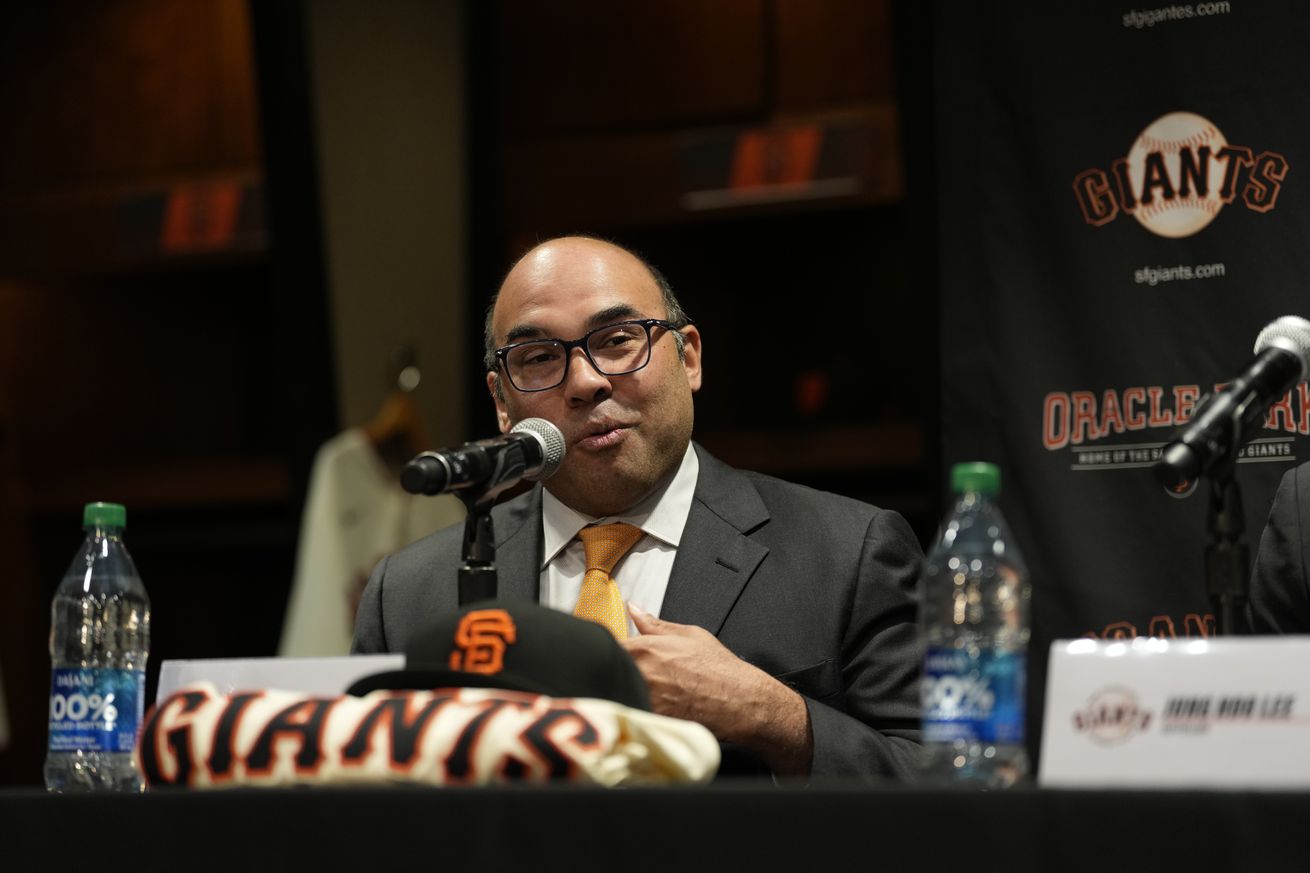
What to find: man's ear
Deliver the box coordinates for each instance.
[487,371,512,433]
[680,325,703,392]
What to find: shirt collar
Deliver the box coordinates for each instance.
[541,443,699,568]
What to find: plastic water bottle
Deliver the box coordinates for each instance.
[45,502,151,792]
[919,462,1030,787]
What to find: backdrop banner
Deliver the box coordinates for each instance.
[935,0,1310,757]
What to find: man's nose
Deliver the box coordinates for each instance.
[563,346,612,404]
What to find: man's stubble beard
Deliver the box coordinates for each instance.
[544,403,694,518]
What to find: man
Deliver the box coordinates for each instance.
[353,236,923,782]
[1249,461,1310,632]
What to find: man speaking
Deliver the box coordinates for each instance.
[352,236,923,782]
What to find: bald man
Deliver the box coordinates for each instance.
[353,237,923,782]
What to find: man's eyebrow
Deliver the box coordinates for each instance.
[502,304,645,345]
[504,324,548,344]
[586,304,642,328]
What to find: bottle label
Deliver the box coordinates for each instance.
[922,647,1025,744]
[48,668,145,754]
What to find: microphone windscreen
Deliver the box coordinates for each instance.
[511,417,567,481]
[1253,315,1310,380]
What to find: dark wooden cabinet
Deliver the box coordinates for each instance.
[0,0,315,786]
[0,0,259,194]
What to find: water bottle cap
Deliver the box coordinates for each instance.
[83,502,127,529]
[950,462,1000,496]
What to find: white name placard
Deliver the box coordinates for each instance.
[1039,636,1310,788]
[156,655,404,705]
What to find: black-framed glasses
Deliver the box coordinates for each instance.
[493,318,692,393]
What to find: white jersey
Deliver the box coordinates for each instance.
[138,683,720,788]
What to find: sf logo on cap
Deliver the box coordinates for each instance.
[449,610,518,675]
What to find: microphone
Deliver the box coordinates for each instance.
[1155,315,1310,489]
[401,418,566,497]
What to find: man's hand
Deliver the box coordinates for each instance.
[622,604,813,777]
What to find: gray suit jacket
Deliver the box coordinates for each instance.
[1250,462,1310,632]
[352,443,924,782]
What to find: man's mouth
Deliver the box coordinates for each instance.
[574,420,631,451]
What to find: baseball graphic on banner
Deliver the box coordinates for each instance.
[1127,112,1229,238]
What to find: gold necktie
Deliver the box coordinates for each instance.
[574,523,644,640]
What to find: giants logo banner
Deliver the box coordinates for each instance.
[1073,111,1288,237]
[936,1,1308,761]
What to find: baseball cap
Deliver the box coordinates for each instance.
[346,600,651,711]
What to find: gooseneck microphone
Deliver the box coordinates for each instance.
[1155,315,1310,489]
[401,418,567,497]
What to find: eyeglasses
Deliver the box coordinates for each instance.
[493,318,692,393]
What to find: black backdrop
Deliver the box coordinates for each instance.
[936,0,1310,761]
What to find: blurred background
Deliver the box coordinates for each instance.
[0,0,937,785]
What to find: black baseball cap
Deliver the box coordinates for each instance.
[347,599,650,711]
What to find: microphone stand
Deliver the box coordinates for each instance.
[1202,419,1251,636]
[452,442,547,605]
[456,489,500,606]
[402,426,558,606]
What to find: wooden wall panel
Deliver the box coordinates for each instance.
[774,0,896,110]
[491,0,903,235]
[0,283,44,785]
[0,0,260,196]
[494,0,767,137]
[8,278,249,469]
[501,132,686,232]
[501,105,902,233]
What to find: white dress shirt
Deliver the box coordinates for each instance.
[540,444,699,637]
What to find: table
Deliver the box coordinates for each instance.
[2,783,1304,872]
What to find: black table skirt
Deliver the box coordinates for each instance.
[2,783,1304,872]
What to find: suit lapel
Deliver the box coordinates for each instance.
[659,445,770,635]
[488,486,543,602]
[488,448,768,628]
